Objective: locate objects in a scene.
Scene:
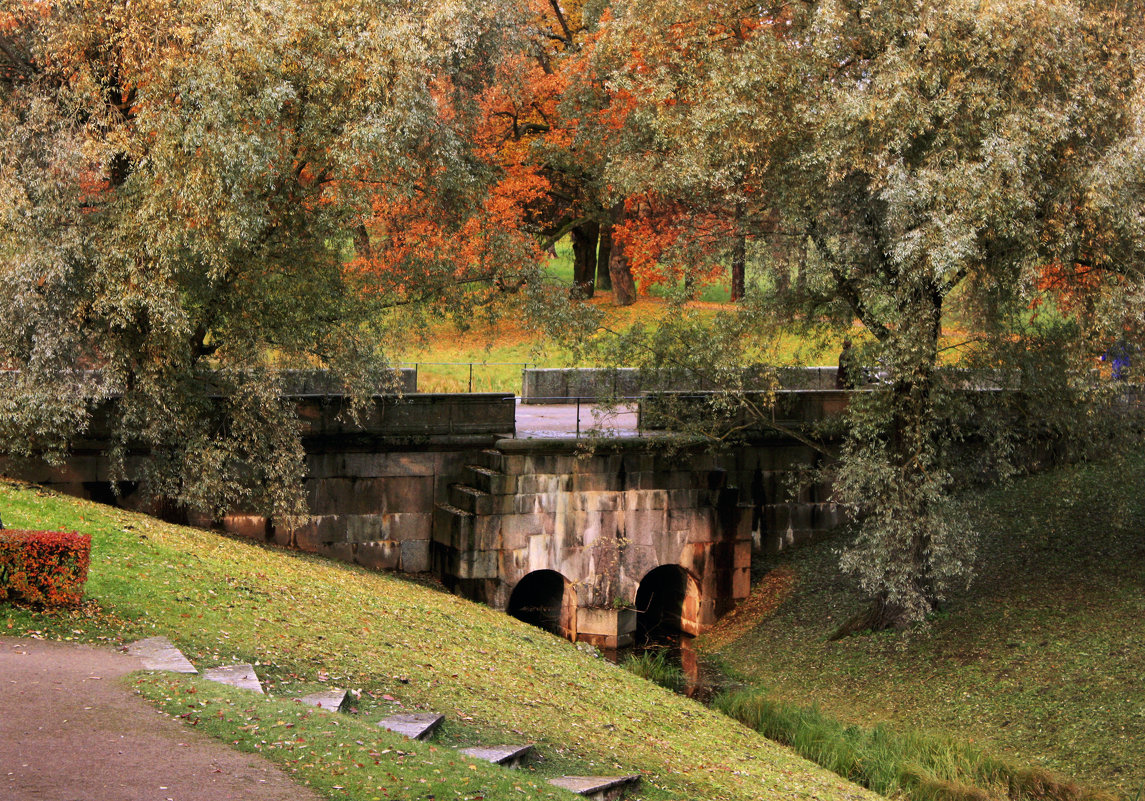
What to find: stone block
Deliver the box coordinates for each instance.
[456,550,500,579]
[300,689,353,713]
[733,566,751,600]
[498,548,531,584]
[624,508,668,547]
[222,515,270,541]
[450,484,493,515]
[459,744,534,768]
[125,636,197,674]
[734,540,752,569]
[285,520,324,552]
[401,539,430,572]
[502,513,547,550]
[466,466,517,496]
[571,472,617,493]
[624,489,668,512]
[432,505,470,547]
[203,664,263,694]
[339,514,387,543]
[548,775,640,800]
[378,712,444,741]
[473,514,502,550]
[526,533,555,573]
[517,474,569,495]
[575,607,636,650]
[306,451,438,479]
[570,492,623,514]
[319,542,356,564]
[354,541,402,571]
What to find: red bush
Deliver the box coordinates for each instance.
[0,530,92,607]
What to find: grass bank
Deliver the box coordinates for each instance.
[0,479,878,801]
[701,455,1145,799]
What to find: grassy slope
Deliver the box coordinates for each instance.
[701,456,1145,797]
[0,479,880,801]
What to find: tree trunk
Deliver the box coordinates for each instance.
[607,204,636,306]
[829,594,912,639]
[570,222,599,299]
[731,200,746,302]
[596,222,613,291]
[609,238,637,307]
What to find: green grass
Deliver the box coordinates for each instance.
[715,688,1117,801]
[0,479,880,801]
[701,455,1145,799]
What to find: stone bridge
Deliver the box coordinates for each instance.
[6,390,849,649]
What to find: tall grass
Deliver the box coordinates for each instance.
[715,688,1118,801]
[621,649,687,693]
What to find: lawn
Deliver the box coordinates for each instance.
[0,478,879,801]
[700,454,1145,799]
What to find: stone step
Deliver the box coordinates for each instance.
[202,663,264,694]
[449,483,493,515]
[458,744,534,768]
[377,712,444,741]
[299,689,353,712]
[124,636,197,674]
[548,775,640,801]
[473,448,505,472]
[464,464,516,495]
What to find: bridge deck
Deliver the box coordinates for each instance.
[513,401,640,439]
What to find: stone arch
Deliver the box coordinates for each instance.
[634,564,702,641]
[507,570,577,640]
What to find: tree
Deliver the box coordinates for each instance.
[0,0,530,519]
[600,0,1145,628]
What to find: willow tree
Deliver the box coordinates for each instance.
[601,0,1145,629]
[0,0,527,518]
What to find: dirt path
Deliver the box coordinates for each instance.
[0,636,320,801]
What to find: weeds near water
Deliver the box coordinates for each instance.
[622,649,686,693]
[715,688,1119,801]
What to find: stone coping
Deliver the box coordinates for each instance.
[202,663,264,694]
[124,636,197,674]
[377,712,444,741]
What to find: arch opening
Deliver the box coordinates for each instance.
[635,565,701,644]
[507,570,576,640]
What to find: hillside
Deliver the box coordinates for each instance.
[0,478,880,801]
[701,455,1145,797]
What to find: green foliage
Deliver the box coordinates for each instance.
[599,0,1145,628]
[0,0,528,518]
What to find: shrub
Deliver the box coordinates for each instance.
[0,529,92,606]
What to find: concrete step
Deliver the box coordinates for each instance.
[548,775,640,801]
[202,663,264,694]
[464,464,516,495]
[449,483,493,515]
[377,712,444,741]
[124,636,197,674]
[299,689,353,712]
[459,744,534,768]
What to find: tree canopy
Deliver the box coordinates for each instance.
[0,0,532,517]
[595,0,1145,627]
